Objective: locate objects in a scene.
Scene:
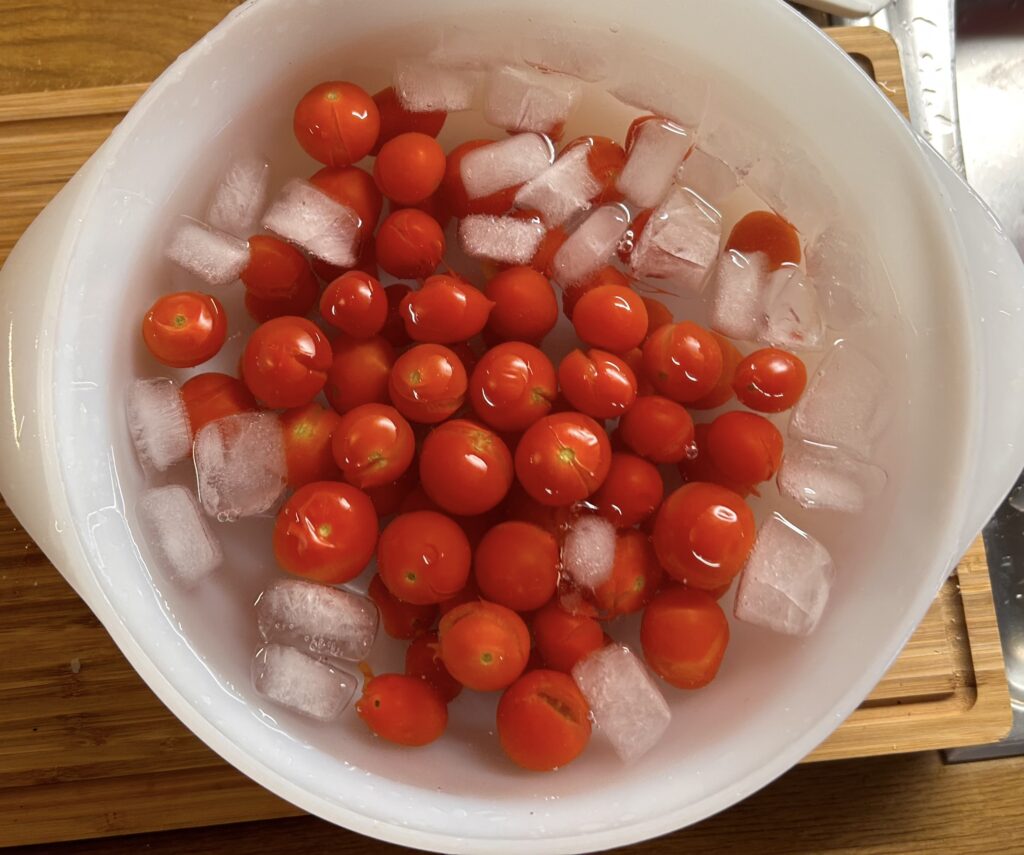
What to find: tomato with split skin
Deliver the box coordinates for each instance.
[293,81,380,167]
[469,341,557,432]
[320,271,387,339]
[388,343,468,424]
[324,335,395,415]
[242,316,333,409]
[377,510,472,605]
[400,274,494,343]
[280,402,343,488]
[557,348,638,419]
[419,419,514,516]
[375,208,445,279]
[514,412,612,507]
[331,403,415,489]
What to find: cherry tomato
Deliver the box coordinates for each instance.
[619,395,694,463]
[468,342,556,432]
[641,321,723,403]
[371,86,446,156]
[642,296,673,339]
[725,210,801,270]
[373,132,447,206]
[363,467,418,517]
[375,208,445,279]
[405,631,462,703]
[357,673,447,746]
[589,452,663,528]
[732,347,807,413]
[531,600,605,673]
[241,235,317,301]
[379,283,413,348]
[293,81,379,167]
[142,291,227,368]
[388,343,467,424]
[241,316,332,408]
[531,226,569,279]
[652,482,755,589]
[641,586,729,689]
[689,333,742,410]
[621,346,655,396]
[280,402,342,488]
[244,267,319,322]
[273,481,377,583]
[438,600,530,691]
[378,510,471,605]
[320,271,387,339]
[562,135,626,203]
[592,529,662,619]
[502,482,574,535]
[331,403,414,489]
[515,412,612,506]
[562,265,631,321]
[497,669,591,771]
[572,284,648,353]
[473,521,559,612]
[678,423,753,497]
[309,166,382,243]
[180,372,257,435]
[324,334,395,414]
[400,275,494,343]
[441,139,519,218]
[485,266,558,344]
[368,573,437,639]
[558,348,637,419]
[419,420,513,515]
[706,410,783,486]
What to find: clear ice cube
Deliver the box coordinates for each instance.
[137,484,222,588]
[615,119,692,209]
[677,147,740,206]
[261,179,360,267]
[460,133,554,200]
[708,249,770,341]
[482,65,582,135]
[252,644,357,722]
[255,579,379,663]
[520,28,613,82]
[193,412,287,522]
[514,143,601,227]
[572,644,671,763]
[164,217,250,286]
[551,203,631,286]
[777,440,887,513]
[607,55,709,131]
[734,513,835,636]
[458,215,546,265]
[759,265,826,351]
[562,515,617,591]
[125,377,192,472]
[393,58,481,112]
[206,154,270,238]
[806,226,877,329]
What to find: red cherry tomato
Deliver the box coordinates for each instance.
[706,410,784,486]
[592,529,663,619]
[400,275,494,343]
[485,266,558,344]
[388,343,467,424]
[641,586,729,689]
[324,334,395,414]
[468,341,557,432]
[419,420,513,516]
[368,573,437,640]
[379,283,413,348]
[642,321,723,403]
[309,166,382,243]
[438,600,530,692]
[356,673,447,746]
[473,521,559,612]
[557,348,638,419]
[689,333,742,410]
[441,139,519,218]
[279,402,343,488]
[272,481,378,584]
[320,271,387,339]
[497,669,591,771]
[642,296,673,338]
[373,132,447,206]
[531,601,605,673]
[371,86,446,156]
[562,135,626,203]
[331,403,415,489]
[244,268,319,322]
[589,452,663,528]
[378,510,471,605]
[142,291,227,368]
[375,208,445,279]
[180,372,257,435]
[242,316,332,408]
[652,482,755,589]
[531,226,569,279]
[515,412,612,506]
[241,235,317,301]
[438,576,482,616]
[678,422,754,497]
[725,210,801,270]
[572,284,648,353]
[732,347,807,413]
[405,631,462,703]
[363,467,418,517]
[561,265,631,321]
[619,395,694,463]
[293,81,380,167]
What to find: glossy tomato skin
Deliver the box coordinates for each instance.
[497,670,591,771]
[320,271,387,339]
[419,420,514,515]
[362,466,419,517]
[642,321,723,403]
[309,166,382,243]
[592,529,663,619]
[474,521,559,612]
[689,334,743,411]
[641,296,673,339]
[356,673,447,746]
[618,395,695,463]
[438,600,531,692]
[652,482,755,589]
[589,452,663,528]
[241,235,317,301]
[377,510,472,605]
[562,135,626,203]
[373,132,447,205]
[279,402,343,488]
[180,373,257,435]
[485,266,558,344]
[557,348,638,419]
[242,316,333,408]
[531,601,605,673]
[244,270,319,323]
[706,411,784,486]
[641,586,730,689]
[388,343,467,424]
[468,342,556,432]
[405,631,462,703]
[331,403,415,489]
[561,265,630,321]
[324,335,395,414]
[400,275,494,343]
[371,86,446,155]
[380,283,414,348]
[273,481,378,584]
[571,284,648,353]
[375,209,445,279]
[142,291,227,368]
[441,140,518,217]
[725,210,801,270]
[368,574,438,640]
[515,412,612,506]
[678,422,754,497]
[732,347,807,413]
[293,81,380,167]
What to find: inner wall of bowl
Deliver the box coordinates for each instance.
[53,0,973,844]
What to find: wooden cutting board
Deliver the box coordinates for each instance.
[0,26,1011,849]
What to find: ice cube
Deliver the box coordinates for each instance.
[607,56,709,131]
[677,147,740,205]
[520,28,613,82]
[629,187,722,293]
[427,25,519,70]
[256,579,379,663]
[790,341,889,458]
[393,58,481,112]
[708,249,770,341]
[697,112,767,178]
[514,144,601,227]
[745,149,836,236]
[482,65,582,135]
[137,485,222,587]
[252,644,357,722]
[615,118,692,209]
[562,515,617,590]
[759,265,825,351]
[734,513,835,636]
[193,412,287,522]
[164,218,250,286]
[777,440,887,513]
[206,154,270,238]
[572,644,671,763]
[458,215,546,265]
[806,226,878,329]
[551,203,631,286]
[460,133,554,200]
[125,377,192,471]
[262,179,359,267]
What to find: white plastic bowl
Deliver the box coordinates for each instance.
[3,1,1024,851]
